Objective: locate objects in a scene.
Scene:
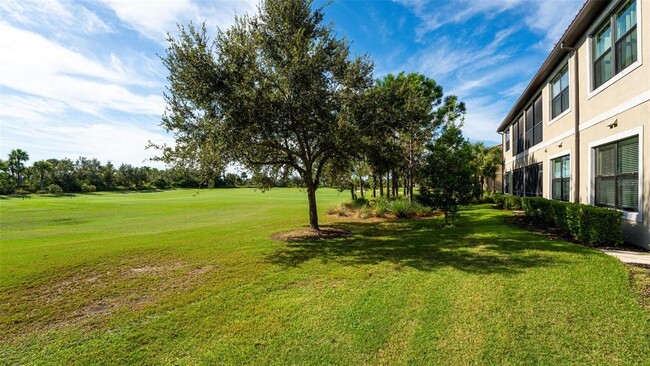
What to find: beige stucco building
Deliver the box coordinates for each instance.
[497,0,649,248]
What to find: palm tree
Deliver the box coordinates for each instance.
[7,149,29,185]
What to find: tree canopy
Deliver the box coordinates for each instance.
[156,0,373,230]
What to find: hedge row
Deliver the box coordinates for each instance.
[520,196,623,246]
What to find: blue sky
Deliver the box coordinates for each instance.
[0,0,584,167]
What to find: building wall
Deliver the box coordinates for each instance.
[502,0,649,248]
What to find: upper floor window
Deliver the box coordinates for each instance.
[505,128,510,152]
[514,115,524,154]
[524,96,543,149]
[593,0,637,89]
[551,65,569,119]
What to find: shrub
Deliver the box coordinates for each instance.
[521,197,551,221]
[504,195,522,210]
[571,205,623,246]
[374,197,388,217]
[519,196,624,247]
[549,200,569,231]
[358,204,373,219]
[354,197,369,207]
[389,198,415,219]
[328,203,349,217]
[81,183,96,193]
[492,193,506,209]
[415,204,434,217]
[46,184,63,194]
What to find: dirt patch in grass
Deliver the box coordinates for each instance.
[270,226,351,242]
[1,261,220,340]
[627,264,650,311]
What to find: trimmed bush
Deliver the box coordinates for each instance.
[549,200,569,231]
[504,195,522,210]
[492,193,506,209]
[517,196,624,246]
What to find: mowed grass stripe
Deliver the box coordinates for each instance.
[0,189,649,365]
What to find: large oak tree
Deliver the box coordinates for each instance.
[155,0,373,230]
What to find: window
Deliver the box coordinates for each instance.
[552,155,570,201]
[504,171,511,194]
[514,115,524,154]
[595,136,639,212]
[524,96,543,149]
[513,168,524,196]
[593,0,637,89]
[524,163,543,197]
[551,65,569,119]
[505,128,510,152]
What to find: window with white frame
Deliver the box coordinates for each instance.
[552,155,570,201]
[592,0,638,90]
[551,65,569,119]
[594,135,639,212]
[505,128,510,152]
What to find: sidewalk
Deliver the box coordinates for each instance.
[601,249,650,265]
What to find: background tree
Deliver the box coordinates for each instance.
[32,160,53,191]
[7,149,29,187]
[156,0,373,230]
[472,143,503,196]
[418,123,477,222]
[0,159,15,194]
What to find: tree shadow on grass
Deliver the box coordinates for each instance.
[266,206,598,276]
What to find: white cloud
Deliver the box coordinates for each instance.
[523,0,585,49]
[396,0,584,46]
[0,0,112,35]
[100,0,257,44]
[0,22,165,117]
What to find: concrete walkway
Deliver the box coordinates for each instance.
[601,249,650,265]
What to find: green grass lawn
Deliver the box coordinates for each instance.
[1,189,649,365]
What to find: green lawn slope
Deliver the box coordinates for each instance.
[1,189,648,365]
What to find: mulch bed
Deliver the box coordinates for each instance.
[270,226,351,243]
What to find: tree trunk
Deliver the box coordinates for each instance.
[386,173,390,199]
[379,175,384,197]
[372,175,376,198]
[403,175,407,196]
[307,184,319,231]
[393,170,398,197]
[359,176,364,199]
[350,184,356,201]
[408,167,414,202]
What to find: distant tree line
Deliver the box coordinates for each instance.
[0,149,309,195]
